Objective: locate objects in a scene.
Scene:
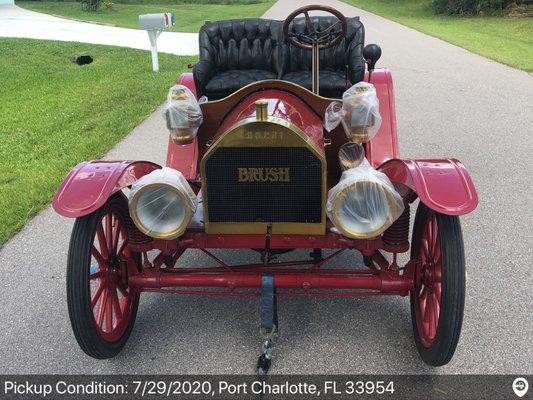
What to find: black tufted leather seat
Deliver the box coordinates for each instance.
[193,16,365,100]
[205,70,278,99]
[193,19,284,100]
[280,16,365,98]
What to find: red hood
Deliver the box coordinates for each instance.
[215,89,325,148]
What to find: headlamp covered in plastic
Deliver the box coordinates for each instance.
[327,158,404,239]
[324,82,382,143]
[163,84,203,145]
[129,167,197,239]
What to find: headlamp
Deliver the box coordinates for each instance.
[129,168,197,239]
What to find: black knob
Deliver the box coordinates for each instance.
[363,43,382,71]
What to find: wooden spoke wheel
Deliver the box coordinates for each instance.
[410,202,465,366]
[67,195,140,359]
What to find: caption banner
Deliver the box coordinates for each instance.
[0,375,531,400]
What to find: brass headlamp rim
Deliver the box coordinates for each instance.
[340,119,374,144]
[329,179,402,239]
[129,182,194,240]
[169,128,197,145]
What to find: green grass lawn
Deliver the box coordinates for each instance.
[17,0,275,32]
[0,39,195,245]
[343,0,533,71]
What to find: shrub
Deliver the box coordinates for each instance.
[432,0,511,14]
[81,0,102,11]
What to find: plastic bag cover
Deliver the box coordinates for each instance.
[327,159,404,239]
[131,166,196,206]
[324,82,382,143]
[129,167,197,237]
[163,84,203,141]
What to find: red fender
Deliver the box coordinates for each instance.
[379,159,478,216]
[53,160,161,218]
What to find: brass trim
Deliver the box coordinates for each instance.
[202,116,326,161]
[312,44,320,95]
[170,129,195,145]
[207,222,326,235]
[200,116,327,235]
[129,182,193,240]
[329,179,403,239]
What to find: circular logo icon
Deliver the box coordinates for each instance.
[513,377,529,398]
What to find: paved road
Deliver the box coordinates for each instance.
[0,4,198,55]
[1,0,532,375]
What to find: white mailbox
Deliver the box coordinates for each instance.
[139,13,175,72]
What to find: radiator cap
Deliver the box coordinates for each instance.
[255,99,269,121]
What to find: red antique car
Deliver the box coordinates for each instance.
[53,5,478,371]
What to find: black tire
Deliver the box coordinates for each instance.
[67,195,140,359]
[410,202,465,366]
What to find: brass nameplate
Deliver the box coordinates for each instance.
[237,167,290,183]
[241,131,285,140]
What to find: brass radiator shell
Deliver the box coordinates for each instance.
[200,116,327,235]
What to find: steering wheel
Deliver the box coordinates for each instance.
[283,5,347,50]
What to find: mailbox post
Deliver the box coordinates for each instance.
[139,13,175,72]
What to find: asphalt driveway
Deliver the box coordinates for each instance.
[0,0,532,374]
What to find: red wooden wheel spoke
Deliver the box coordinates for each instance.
[116,283,129,298]
[91,245,106,267]
[419,290,427,316]
[96,224,109,260]
[89,270,105,280]
[112,219,122,255]
[433,292,441,312]
[425,218,433,251]
[91,282,105,309]
[110,284,123,321]
[434,267,442,282]
[423,294,431,323]
[120,295,129,310]
[433,240,442,264]
[432,295,439,336]
[116,237,128,257]
[435,283,442,300]
[105,288,113,331]
[427,299,436,338]
[430,216,438,251]
[421,239,430,260]
[88,209,137,342]
[415,211,443,347]
[419,285,427,300]
[105,215,113,256]
[96,288,109,327]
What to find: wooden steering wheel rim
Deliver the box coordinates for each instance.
[283,5,348,50]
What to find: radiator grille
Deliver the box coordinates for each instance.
[205,147,322,223]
